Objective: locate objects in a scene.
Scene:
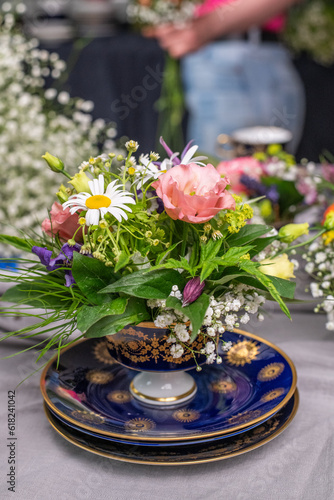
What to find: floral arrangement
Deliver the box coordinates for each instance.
[0,137,316,367]
[216,145,323,225]
[284,0,334,66]
[127,0,197,26]
[0,2,118,258]
[301,203,334,331]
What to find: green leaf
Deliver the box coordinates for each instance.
[84,297,150,338]
[150,257,194,275]
[199,260,219,282]
[166,293,210,342]
[189,239,199,268]
[200,246,254,282]
[99,269,186,300]
[0,235,36,254]
[208,272,246,286]
[215,246,254,266]
[199,239,223,265]
[77,297,128,333]
[233,274,296,300]
[156,242,181,265]
[239,260,291,319]
[227,225,273,246]
[114,252,130,273]
[265,276,296,300]
[71,253,117,305]
[1,281,72,309]
[248,236,278,258]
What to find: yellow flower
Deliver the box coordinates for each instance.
[267,144,282,156]
[323,230,334,246]
[258,254,295,280]
[56,184,68,203]
[68,171,91,194]
[232,194,243,203]
[278,223,309,243]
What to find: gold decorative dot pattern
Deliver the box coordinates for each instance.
[261,388,285,402]
[125,418,156,432]
[225,340,260,367]
[86,370,114,385]
[107,391,132,404]
[257,363,285,382]
[172,409,201,423]
[210,379,237,394]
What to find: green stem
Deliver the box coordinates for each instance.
[181,224,189,257]
[155,52,185,153]
[277,228,327,255]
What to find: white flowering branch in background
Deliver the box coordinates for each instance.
[0,3,119,257]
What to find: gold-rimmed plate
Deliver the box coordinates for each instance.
[44,389,299,465]
[41,330,297,444]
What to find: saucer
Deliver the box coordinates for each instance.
[44,390,299,465]
[41,329,297,443]
[44,402,281,447]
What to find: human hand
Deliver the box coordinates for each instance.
[144,19,212,58]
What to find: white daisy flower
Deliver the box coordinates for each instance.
[180,144,207,166]
[134,154,168,189]
[63,174,135,225]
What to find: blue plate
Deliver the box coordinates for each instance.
[44,403,281,446]
[44,391,299,465]
[41,329,297,444]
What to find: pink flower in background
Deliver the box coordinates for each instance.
[152,163,235,224]
[216,157,263,194]
[296,179,318,206]
[42,202,83,242]
[321,164,334,183]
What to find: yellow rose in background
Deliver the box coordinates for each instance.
[259,254,295,280]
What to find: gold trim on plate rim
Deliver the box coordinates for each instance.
[43,389,299,466]
[40,329,298,442]
[129,380,197,402]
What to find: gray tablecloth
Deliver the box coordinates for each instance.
[1,304,333,500]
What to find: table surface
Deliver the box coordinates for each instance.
[0,303,333,500]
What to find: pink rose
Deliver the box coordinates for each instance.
[152,163,235,224]
[42,202,83,242]
[216,157,263,194]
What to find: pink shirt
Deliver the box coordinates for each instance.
[196,0,285,33]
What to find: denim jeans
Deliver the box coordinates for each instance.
[182,40,305,155]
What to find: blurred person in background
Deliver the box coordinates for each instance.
[146,0,305,156]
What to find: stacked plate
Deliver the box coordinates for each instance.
[41,330,299,465]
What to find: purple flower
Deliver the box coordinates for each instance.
[156,137,206,168]
[32,243,82,287]
[266,185,280,204]
[64,270,76,287]
[32,247,53,267]
[160,137,179,163]
[182,277,205,307]
[240,175,279,204]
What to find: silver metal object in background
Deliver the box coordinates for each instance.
[216,126,293,159]
[21,0,130,42]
